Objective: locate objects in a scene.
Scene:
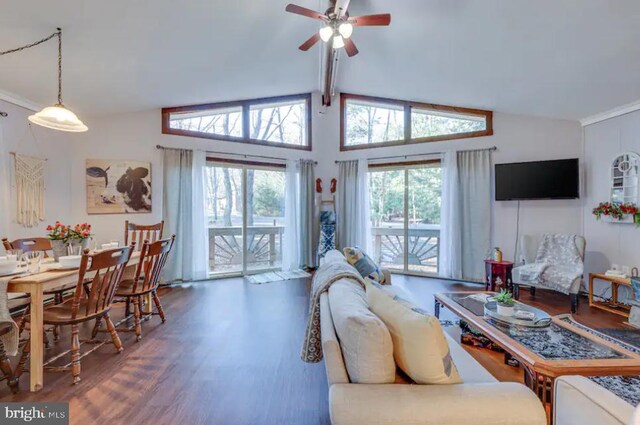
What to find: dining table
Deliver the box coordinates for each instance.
[7,250,144,392]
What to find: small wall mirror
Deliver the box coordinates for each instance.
[611,152,640,205]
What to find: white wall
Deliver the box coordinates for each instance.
[315,100,583,263]
[69,91,583,264]
[0,99,73,242]
[583,109,640,294]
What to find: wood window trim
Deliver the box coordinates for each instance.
[340,93,493,152]
[162,93,313,151]
[206,156,285,170]
[368,159,441,169]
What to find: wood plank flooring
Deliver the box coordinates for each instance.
[0,275,629,425]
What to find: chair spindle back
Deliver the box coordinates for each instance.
[74,245,134,320]
[124,221,164,251]
[131,236,175,294]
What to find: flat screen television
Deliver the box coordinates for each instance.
[495,159,580,201]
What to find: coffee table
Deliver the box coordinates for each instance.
[434,292,640,412]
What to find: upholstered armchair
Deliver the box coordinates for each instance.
[512,234,586,313]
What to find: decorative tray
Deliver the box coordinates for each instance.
[484,301,552,328]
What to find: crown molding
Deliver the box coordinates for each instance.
[581,99,640,127]
[0,89,42,112]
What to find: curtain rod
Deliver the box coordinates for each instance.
[334,146,497,163]
[155,145,317,165]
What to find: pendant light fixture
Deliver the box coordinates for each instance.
[0,28,88,132]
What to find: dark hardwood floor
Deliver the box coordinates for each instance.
[0,275,629,425]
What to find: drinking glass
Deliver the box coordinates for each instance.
[6,249,23,262]
[24,251,43,273]
[67,244,83,256]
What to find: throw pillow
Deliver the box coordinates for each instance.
[366,282,462,385]
[343,246,387,284]
[328,280,396,384]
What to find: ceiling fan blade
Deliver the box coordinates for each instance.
[285,4,327,20]
[343,37,359,57]
[299,33,321,51]
[349,13,391,26]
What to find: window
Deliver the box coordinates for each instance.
[369,161,442,276]
[341,93,492,151]
[205,160,286,276]
[162,94,312,150]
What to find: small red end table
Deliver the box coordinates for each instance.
[484,260,514,292]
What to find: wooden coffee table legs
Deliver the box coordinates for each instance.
[524,366,554,420]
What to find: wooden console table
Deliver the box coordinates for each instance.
[588,273,632,317]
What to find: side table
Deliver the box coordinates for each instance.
[484,260,514,292]
[588,273,631,317]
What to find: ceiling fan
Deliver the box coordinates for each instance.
[285,2,391,57]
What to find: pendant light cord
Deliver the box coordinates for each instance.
[0,28,64,105]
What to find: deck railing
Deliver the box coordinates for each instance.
[209,226,284,273]
[372,225,440,274]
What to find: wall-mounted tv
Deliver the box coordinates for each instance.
[495,158,580,201]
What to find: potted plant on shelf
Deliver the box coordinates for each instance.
[46,221,70,261]
[494,289,516,317]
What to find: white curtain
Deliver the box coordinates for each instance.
[0,122,9,247]
[439,151,462,279]
[299,160,316,269]
[439,149,492,281]
[162,148,209,282]
[282,160,301,271]
[191,150,209,280]
[336,159,372,254]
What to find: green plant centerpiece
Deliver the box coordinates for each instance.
[494,289,516,317]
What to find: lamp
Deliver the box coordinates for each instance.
[338,22,353,39]
[319,25,333,42]
[0,28,87,133]
[332,35,345,49]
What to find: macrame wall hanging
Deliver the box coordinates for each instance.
[13,153,46,228]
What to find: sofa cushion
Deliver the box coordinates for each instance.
[328,279,396,384]
[343,247,387,284]
[366,282,462,385]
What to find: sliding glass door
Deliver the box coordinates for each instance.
[369,162,442,276]
[205,162,285,277]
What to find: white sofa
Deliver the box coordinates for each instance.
[319,276,547,424]
[554,376,635,425]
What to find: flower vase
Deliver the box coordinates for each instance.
[68,238,89,255]
[50,240,67,262]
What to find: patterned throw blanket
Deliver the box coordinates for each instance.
[515,234,583,295]
[0,277,19,356]
[301,260,366,363]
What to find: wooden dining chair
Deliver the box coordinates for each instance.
[124,221,164,250]
[5,237,52,257]
[1,238,11,251]
[98,236,175,342]
[0,324,19,393]
[15,245,134,385]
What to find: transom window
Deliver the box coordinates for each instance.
[341,93,493,151]
[162,94,312,151]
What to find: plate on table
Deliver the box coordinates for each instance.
[484,301,552,328]
[0,268,26,278]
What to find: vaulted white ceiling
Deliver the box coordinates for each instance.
[1,0,640,120]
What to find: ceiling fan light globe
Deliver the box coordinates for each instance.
[338,22,353,39]
[28,104,88,133]
[332,35,345,49]
[319,26,333,42]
